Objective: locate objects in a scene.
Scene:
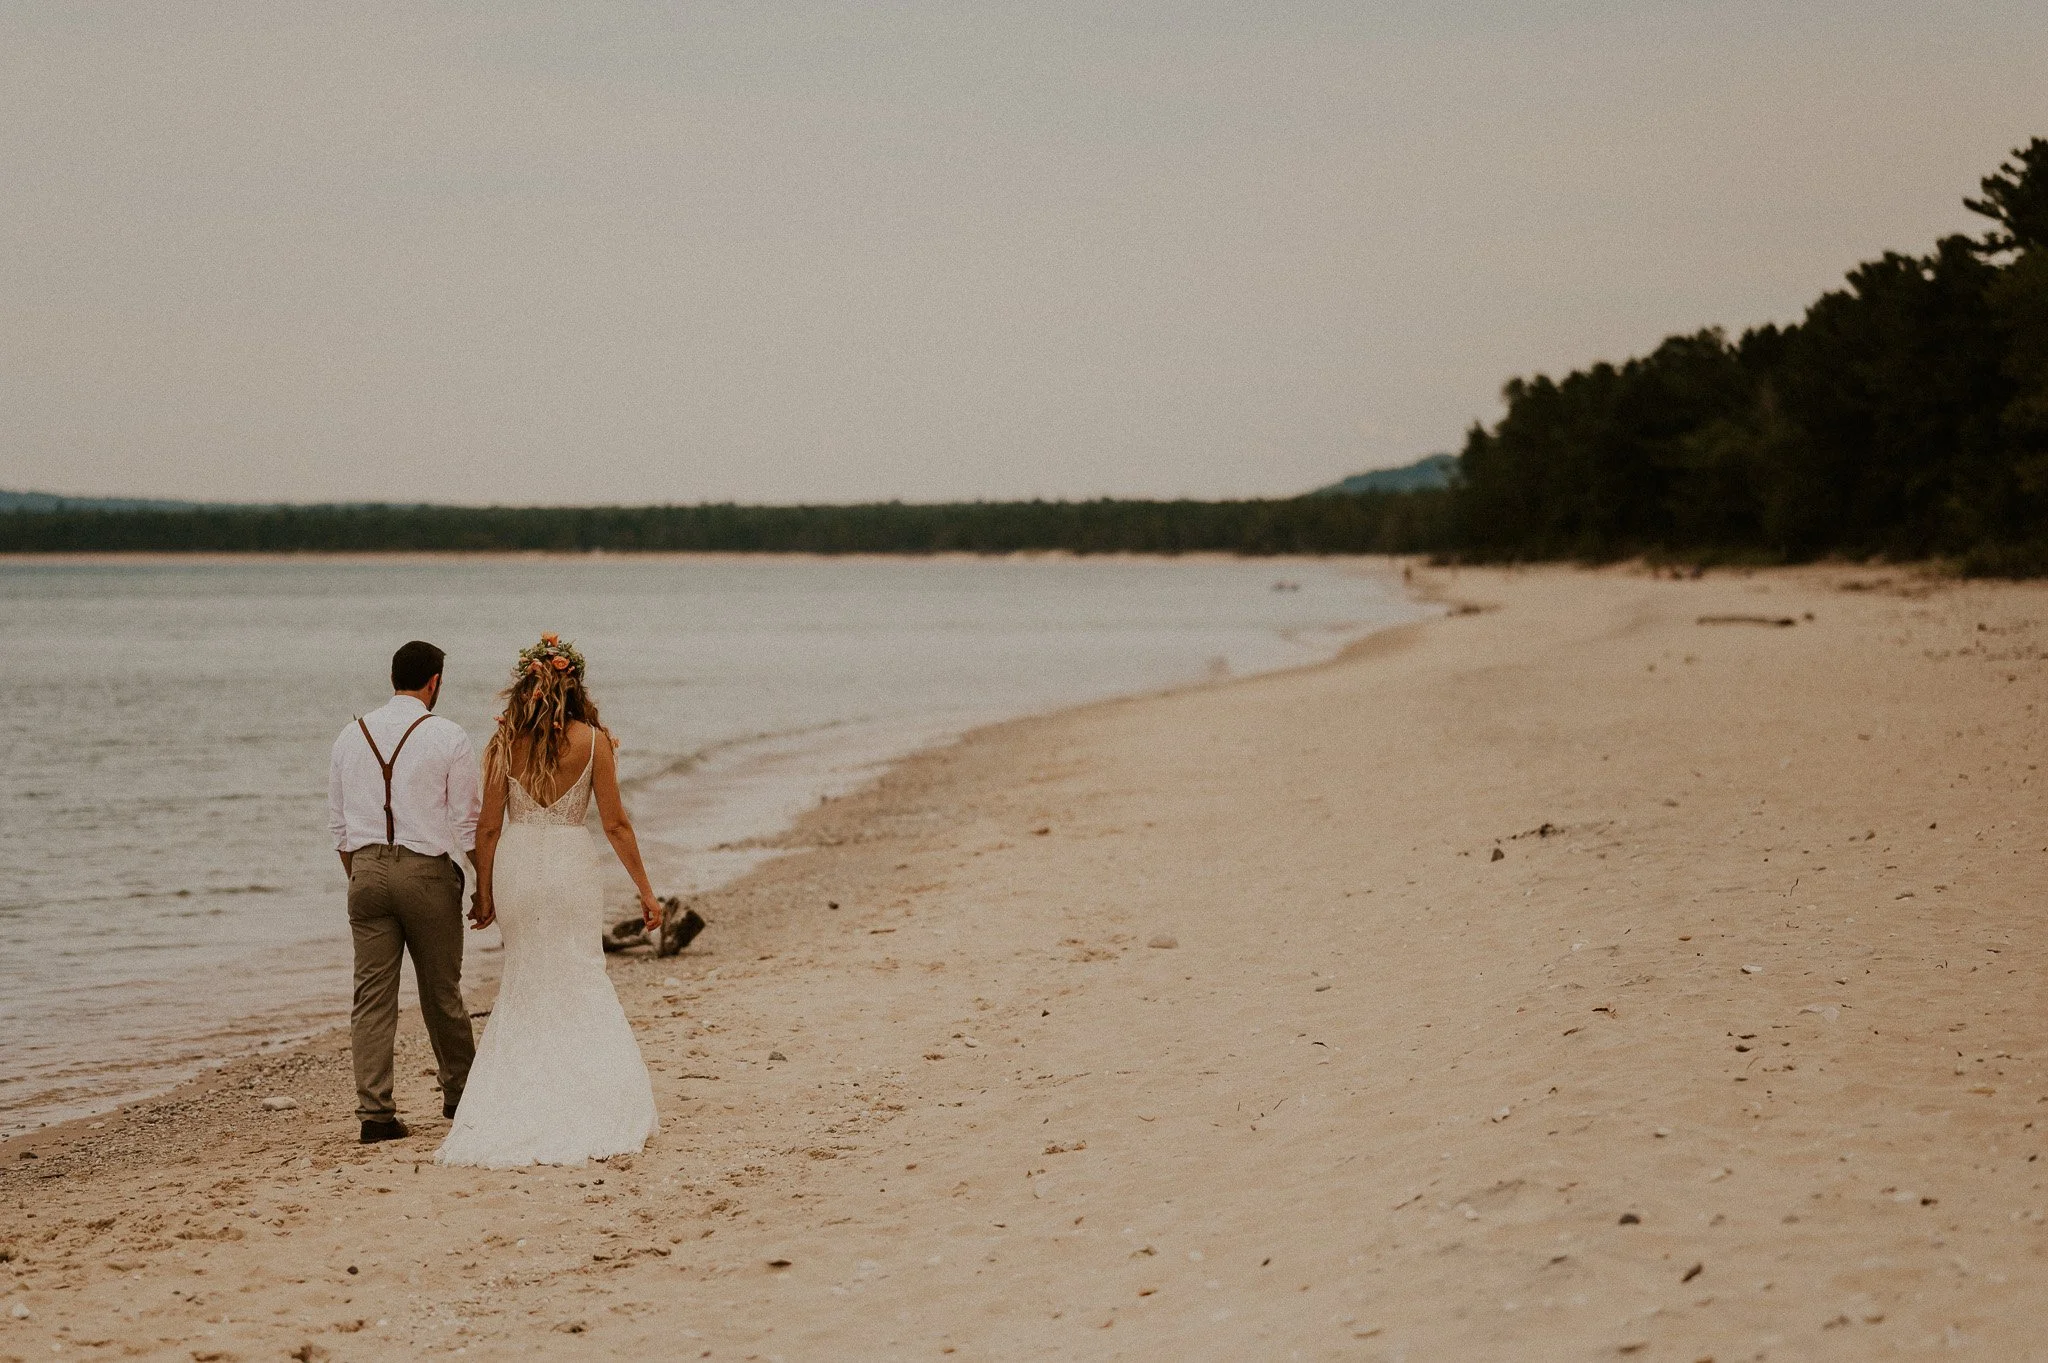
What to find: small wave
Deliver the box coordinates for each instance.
[0,884,286,917]
[118,884,282,902]
[618,717,860,793]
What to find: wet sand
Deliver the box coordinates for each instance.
[5,562,2046,1360]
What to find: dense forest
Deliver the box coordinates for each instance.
[3,139,2042,570]
[0,493,1448,556]
[1452,137,2048,573]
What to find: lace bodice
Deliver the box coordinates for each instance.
[505,751,594,827]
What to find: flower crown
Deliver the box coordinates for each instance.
[515,632,585,680]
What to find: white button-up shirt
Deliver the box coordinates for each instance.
[328,695,481,857]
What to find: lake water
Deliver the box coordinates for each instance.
[0,554,1425,1136]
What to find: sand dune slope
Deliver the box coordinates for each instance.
[5,563,2047,1361]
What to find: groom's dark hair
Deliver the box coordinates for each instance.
[391,640,446,692]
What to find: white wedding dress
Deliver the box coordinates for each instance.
[436,753,658,1168]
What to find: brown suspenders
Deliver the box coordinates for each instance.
[356,714,436,846]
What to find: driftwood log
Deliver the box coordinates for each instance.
[1696,614,1797,627]
[601,895,708,957]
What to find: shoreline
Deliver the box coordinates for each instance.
[0,549,1397,566]
[9,560,2045,1358]
[1,555,1424,1142]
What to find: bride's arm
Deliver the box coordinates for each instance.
[469,757,507,929]
[591,729,660,929]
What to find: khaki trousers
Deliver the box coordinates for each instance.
[346,844,475,1121]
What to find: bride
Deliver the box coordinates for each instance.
[436,635,660,1168]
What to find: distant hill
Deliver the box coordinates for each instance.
[0,490,211,513]
[1317,453,1458,495]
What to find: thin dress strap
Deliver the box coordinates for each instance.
[358,713,436,846]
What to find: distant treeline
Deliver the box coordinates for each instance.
[0,493,1452,556]
[1451,138,2048,575]
[6,139,2044,571]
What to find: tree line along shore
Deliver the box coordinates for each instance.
[7,139,2044,575]
[0,494,1447,558]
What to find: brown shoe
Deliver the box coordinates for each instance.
[658,901,707,957]
[360,1118,411,1144]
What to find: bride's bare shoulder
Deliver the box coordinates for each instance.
[569,719,619,748]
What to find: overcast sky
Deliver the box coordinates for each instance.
[3,2,2044,505]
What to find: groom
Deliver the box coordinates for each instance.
[327,640,481,1144]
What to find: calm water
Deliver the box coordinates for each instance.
[0,555,1425,1135]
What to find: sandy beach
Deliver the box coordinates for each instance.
[6,561,2046,1361]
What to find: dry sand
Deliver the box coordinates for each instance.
[5,562,2047,1361]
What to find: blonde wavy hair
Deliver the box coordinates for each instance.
[484,633,606,799]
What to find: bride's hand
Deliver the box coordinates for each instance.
[640,892,662,932]
[470,894,495,929]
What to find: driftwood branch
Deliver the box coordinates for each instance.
[1696,614,1797,627]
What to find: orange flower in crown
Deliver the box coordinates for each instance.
[513,633,586,681]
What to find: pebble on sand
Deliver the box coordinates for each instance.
[260,1096,299,1112]
[1740,964,1764,974]
[9,1303,29,1319]
[1147,934,1178,949]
